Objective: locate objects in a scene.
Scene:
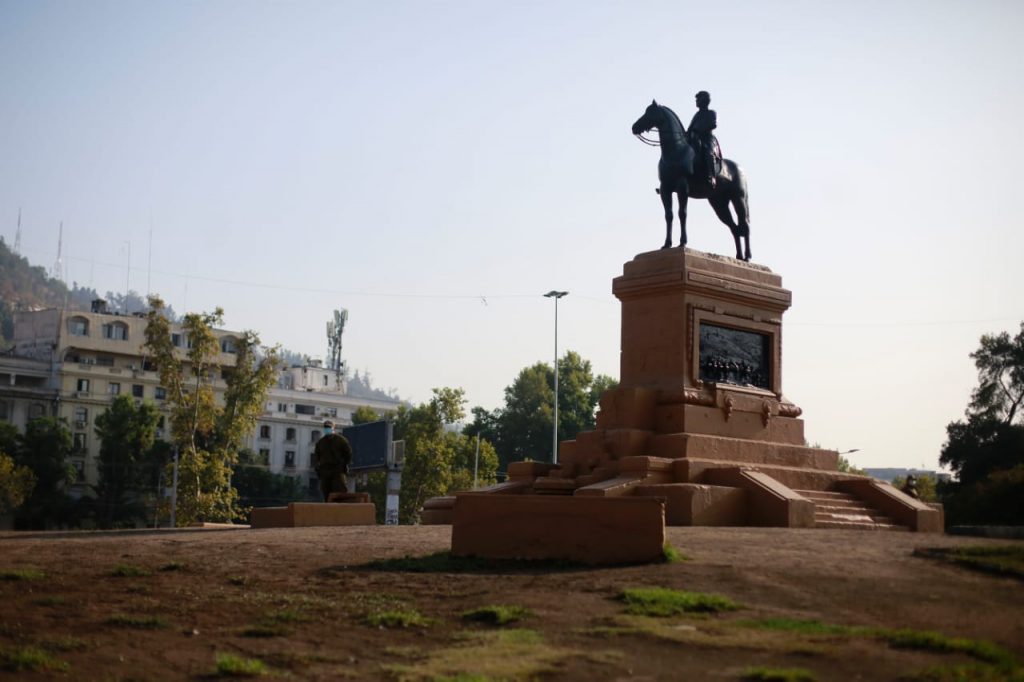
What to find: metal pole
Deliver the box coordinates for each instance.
[544,291,568,464]
[170,447,179,528]
[473,433,480,488]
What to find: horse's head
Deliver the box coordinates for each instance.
[632,99,663,135]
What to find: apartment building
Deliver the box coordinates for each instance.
[0,304,401,493]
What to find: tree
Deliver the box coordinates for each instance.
[351,406,381,425]
[12,417,77,529]
[466,351,618,474]
[144,296,279,525]
[939,323,1024,526]
[891,474,938,503]
[92,395,161,527]
[0,452,36,515]
[232,449,307,508]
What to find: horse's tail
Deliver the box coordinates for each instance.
[726,159,750,237]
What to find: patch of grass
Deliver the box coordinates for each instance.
[104,614,169,630]
[0,646,69,673]
[366,609,430,628]
[240,624,289,638]
[38,636,88,653]
[0,568,45,581]
[742,667,817,681]
[228,575,247,586]
[738,617,863,636]
[908,663,1024,681]
[662,543,689,563]
[879,629,1016,669]
[914,546,1024,582]
[385,629,574,680]
[461,605,532,626]
[263,608,311,624]
[214,653,265,677]
[111,564,151,577]
[361,551,584,573]
[159,561,186,572]
[620,587,739,616]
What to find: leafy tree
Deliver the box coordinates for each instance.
[939,323,1024,526]
[144,296,279,525]
[232,449,306,508]
[12,417,77,529]
[466,351,618,473]
[0,452,36,515]
[836,455,866,476]
[891,474,938,503]
[351,406,381,425]
[92,395,161,527]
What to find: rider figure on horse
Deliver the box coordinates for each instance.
[689,91,719,189]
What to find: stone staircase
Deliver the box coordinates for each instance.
[794,489,908,531]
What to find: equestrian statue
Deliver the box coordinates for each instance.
[631,92,752,261]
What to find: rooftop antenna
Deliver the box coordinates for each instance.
[123,241,131,314]
[14,208,22,254]
[147,218,153,298]
[326,308,348,377]
[51,221,64,281]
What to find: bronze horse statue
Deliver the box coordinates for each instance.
[631,100,752,261]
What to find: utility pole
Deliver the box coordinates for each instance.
[543,290,568,464]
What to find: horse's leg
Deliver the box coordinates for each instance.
[661,183,674,249]
[708,195,743,260]
[677,181,689,248]
[732,190,752,261]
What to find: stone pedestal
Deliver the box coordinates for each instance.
[425,247,941,543]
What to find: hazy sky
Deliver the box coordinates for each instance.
[2,0,1022,470]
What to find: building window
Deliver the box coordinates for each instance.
[29,404,45,419]
[73,433,87,453]
[108,382,121,396]
[95,356,115,367]
[256,448,270,466]
[310,430,321,443]
[322,375,328,387]
[132,384,144,398]
[76,378,90,393]
[155,387,167,400]
[259,425,271,439]
[308,478,320,495]
[74,407,88,428]
[277,403,287,413]
[0,402,8,421]
[220,337,238,353]
[68,317,90,336]
[71,460,85,481]
[102,322,128,340]
[284,451,295,468]
[285,428,296,442]
[171,332,182,347]
[295,404,315,416]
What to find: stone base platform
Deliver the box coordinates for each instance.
[451,494,665,565]
[250,502,376,528]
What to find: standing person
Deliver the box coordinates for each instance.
[689,90,718,188]
[313,420,352,502]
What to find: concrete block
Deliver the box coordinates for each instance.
[703,468,814,528]
[451,494,665,565]
[634,483,747,526]
[836,479,943,533]
[250,506,292,529]
[289,502,376,527]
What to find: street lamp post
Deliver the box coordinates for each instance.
[544,290,568,464]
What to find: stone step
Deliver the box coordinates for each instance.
[793,489,860,502]
[815,519,907,531]
[796,488,908,531]
[815,511,895,525]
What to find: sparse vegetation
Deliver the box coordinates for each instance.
[0,646,69,673]
[384,629,571,680]
[620,587,740,616]
[913,546,1024,581]
[0,567,45,581]
[215,653,266,677]
[461,605,532,626]
[104,614,169,629]
[111,564,152,577]
[160,561,186,572]
[742,667,817,682]
[662,543,688,563]
[366,609,430,628]
[879,628,1016,669]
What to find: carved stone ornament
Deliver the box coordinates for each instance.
[777,402,803,418]
[761,400,773,427]
[723,395,735,421]
[682,388,716,407]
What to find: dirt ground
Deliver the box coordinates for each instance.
[0,525,1022,681]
